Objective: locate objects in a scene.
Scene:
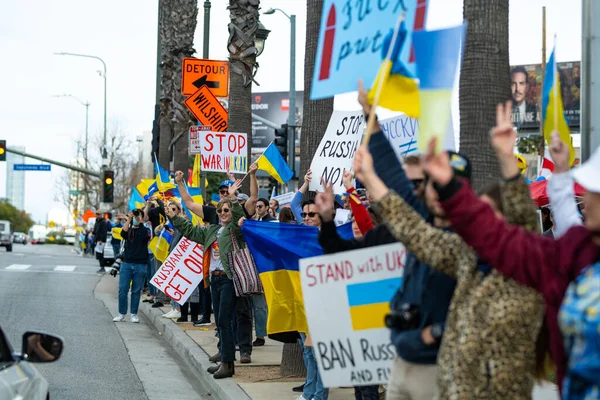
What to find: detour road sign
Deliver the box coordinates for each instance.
[184,85,228,132]
[182,58,229,98]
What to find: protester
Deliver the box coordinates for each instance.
[354,100,549,399]
[112,209,150,323]
[255,198,276,222]
[278,207,296,224]
[167,179,252,379]
[144,198,168,308]
[342,170,374,235]
[269,198,279,218]
[93,211,109,273]
[422,130,600,397]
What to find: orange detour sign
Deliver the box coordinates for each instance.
[182,58,229,98]
[184,85,229,132]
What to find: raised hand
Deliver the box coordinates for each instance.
[174,170,185,184]
[422,138,453,186]
[342,170,354,190]
[490,100,517,158]
[228,179,243,198]
[248,162,258,175]
[352,146,375,183]
[304,169,312,185]
[238,217,246,227]
[549,131,570,173]
[358,79,371,116]
[315,179,335,222]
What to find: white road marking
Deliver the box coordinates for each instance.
[5,264,31,270]
[54,265,76,272]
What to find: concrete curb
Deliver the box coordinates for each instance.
[138,301,251,400]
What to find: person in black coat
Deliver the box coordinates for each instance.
[93,211,110,273]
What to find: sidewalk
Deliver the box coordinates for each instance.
[137,299,355,400]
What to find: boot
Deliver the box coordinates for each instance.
[207,363,220,374]
[209,352,221,363]
[213,362,235,379]
[190,302,201,321]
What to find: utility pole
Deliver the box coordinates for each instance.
[581,0,600,161]
[288,14,297,177]
[201,0,211,203]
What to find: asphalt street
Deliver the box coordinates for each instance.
[0,243,209,400]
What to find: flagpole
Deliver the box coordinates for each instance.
[553,36,559,130]
[238,142,271,185]
[363,12,406,146]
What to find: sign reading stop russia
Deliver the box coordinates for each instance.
[182,58,229,98]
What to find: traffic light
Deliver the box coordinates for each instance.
[0,140,5,162]
[274,124,288,158]
[102,170,114,203]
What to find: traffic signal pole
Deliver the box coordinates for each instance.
[4,147,101,178]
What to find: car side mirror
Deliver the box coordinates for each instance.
[22,331,64,363]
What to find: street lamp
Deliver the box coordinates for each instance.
[54,52,108,167]
[255,21,271,57]
[263,8,296,172]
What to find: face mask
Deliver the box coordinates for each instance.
[132,219,140,226]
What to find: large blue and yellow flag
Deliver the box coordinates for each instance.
[241,220,354,334]
[154,154,176,193]
[542,47,575,165]
[412,24,466,152]
[148,222,174,262]
[128,186,145,211]
[256,142,294,184]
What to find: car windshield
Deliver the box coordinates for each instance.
[0,223,6,232]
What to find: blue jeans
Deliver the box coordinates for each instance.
[300,333,329,400]
[146,253,157,297]
[118,262,147,315]
[211,275,236,363]
[252,293,268,337]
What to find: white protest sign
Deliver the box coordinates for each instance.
[379,114,456,161]
[189,125,212,154]
[309,110,364,194]
[150,237,204,306]
[334,209,351,227]
[273,192,295,206]
[299,243,407,388]
[200,131,248,173]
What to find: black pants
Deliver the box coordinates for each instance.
[354,385,379,400]
[235,296,253,355]
[201,286,212,320]
[180,302,201,321]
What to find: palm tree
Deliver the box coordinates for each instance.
[459,0,510,189]
[158,0,198,175]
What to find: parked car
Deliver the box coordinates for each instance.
[29,225,47,245]
[64,233,75,245]
[0,327,64,400]
[0,220,12,252]
[13,232,27,244]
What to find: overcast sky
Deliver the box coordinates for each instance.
[0,0,581,223]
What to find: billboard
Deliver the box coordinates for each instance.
[510,61,580,129]
[251,91,304,151]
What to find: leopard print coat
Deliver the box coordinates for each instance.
[374,178,545,399]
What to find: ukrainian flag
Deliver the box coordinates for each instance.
[128,186,145,211]
[542,47,575,165]
[412,24,465,152]
[347,277,403,331]
[148,223,173,263]
[184,186,204,226]
[154,153,176,193]
[136,179,156,199]
[241,220,354,334]
[256,142,294,184]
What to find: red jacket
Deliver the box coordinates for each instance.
[346,187,373,235]
[439,179,600,391]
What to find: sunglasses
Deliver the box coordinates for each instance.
[411,179,425,187]
[219,189,229,195]
[170,207,179,213]
[256,204,265,209]
[216,208,231,214]
[301,212,318,218]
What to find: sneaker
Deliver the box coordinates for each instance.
[295,396,309,400]
[162,310,175,318]
[253,337,265,347]
[167,310,181,319]
[151,301,164,308]
[193,317,212,327]
[96,267,106,274]
[240,353,251,364]
[112,314,125,322]
[131,314,140,323]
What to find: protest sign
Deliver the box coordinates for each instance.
[273,192,295,206]
[150,237,204,306]
[189,125,212,155]
[299,243,407,387]
[311,0,427,100]
[199,131,248,173]
[309,110,364,194]
[379,114,455,160]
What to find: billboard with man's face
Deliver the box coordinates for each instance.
[509,61,580,129]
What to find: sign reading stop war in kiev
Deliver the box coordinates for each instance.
[184,85,228,132]
[150,238,204,306]
[311,0,428,100]
[299,243,407,387]
[309,110,364,195]
[181,58,229,98]
[199,131,248,174]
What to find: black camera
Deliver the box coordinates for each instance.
[385,303,421,331]
[132,209,141,217]
[109,257,122,277]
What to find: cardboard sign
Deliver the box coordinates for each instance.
[199,131,248,173]
[309,110,364,194]
[299,243,407,387]
[189,125,212,154]
[184,85,228,132]
[311,0,428,100]
[150,237,204,306]
[182,58,229,98]
[272,192,296,206]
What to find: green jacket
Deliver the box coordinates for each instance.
[169,200,246,279]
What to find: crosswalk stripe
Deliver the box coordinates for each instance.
[54,265,76,272]
[6,264,31,270]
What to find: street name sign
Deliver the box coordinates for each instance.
[182,58,229,98]
[184,85,228,132]
[13,164,51,171]
[189,125,212,155]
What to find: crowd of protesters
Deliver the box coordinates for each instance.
[96,82,600,399]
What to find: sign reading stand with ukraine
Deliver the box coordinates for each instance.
[311,0,429,100]
[299,243,407,387]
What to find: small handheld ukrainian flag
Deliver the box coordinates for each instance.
[347,278,402,331]
[128,186,145,211]
[148,222,174,262]
[542,45,575,165]
[154,153,176,193]
[256,142,294,184]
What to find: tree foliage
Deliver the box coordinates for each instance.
[0,199,35,233]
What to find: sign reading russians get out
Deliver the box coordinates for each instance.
[199,131,248,174]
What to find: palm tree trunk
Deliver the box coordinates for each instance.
[459,0,510,190]
[158,0,198,174]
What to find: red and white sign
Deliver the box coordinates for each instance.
[150,238,204,306]
[189,125,212,155]
[199,131,248,173]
